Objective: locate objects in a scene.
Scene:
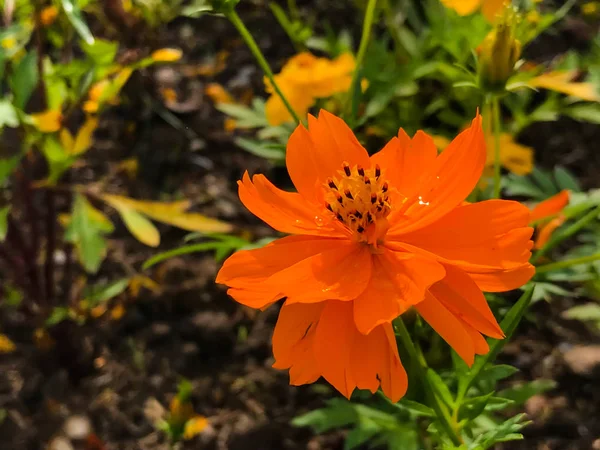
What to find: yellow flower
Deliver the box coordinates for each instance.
[183,416,208,440]
[39,5,59,26]
[204,83,235,104]
[441,0,508,22]
[265,52,356,125]
[151,48,183,62]
[527,70,600,102]
[582,2,600,16]
[31,110,62,133]
[485,133,533,176]
[1,37,16,50]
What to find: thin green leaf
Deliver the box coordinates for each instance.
[0,206,9,241]
[11,51,38,109]
[60,0,95,44]
[82,278,130,307]
[143,242,230,270]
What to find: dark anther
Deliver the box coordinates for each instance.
[327,179,337,189]
[364,176,371,185]
[375,164,381,178]
[370,193,377,204]
[336,213,344,221]
[343,164,351,176]
[366,212,373,223]
[357,166,365,176]
[325,203,333,212]
[335,193,344,204]
[357,225,365,233]
[382,182,389,193]
[354,211,363,219]
[344,189,354,200]
[376,205,382,212]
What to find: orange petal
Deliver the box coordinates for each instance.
[393,200,533,271]
[370,130,438,200]
[535,215,566,249]
[350,323,408,402]
[270,243,372,304]
[530,190,570,222]
[314,301,357,399]
[463,321,490,355]
[286,110,370,202]
[468,264,536,292]
[440,0,482,15]
[390,115,486,234]
[429,265,504,339]
[238,172,343,237]
[216,235,345,308]
[416,292,476,366]
[272,302,324,385]
[481,0,506,22]
[353,251,445,335]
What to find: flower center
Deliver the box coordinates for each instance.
[324,162,391,243]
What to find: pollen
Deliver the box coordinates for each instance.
[324,162,392,243]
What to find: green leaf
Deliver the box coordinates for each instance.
[426,368,454,409]
[0,206,9,241]
[41,136,75,184]
[554,166,581,192]
[531,168,558,196]
[458,392,494,421]
[0,100,19,128]
[82,278,130,308]
[497,380,557,406]
[46,306,71,326]
[479,365,519,384]
[0,154,22,184]
[478,413,530,449]
[394,399,435,417]
[65,194,110,273]
[60,0,95,45]
[143,241,233,270]
[81,39,118,66]
[11,51,39,109]
[562,303,600,323]
[292,399,358,433]
[344,416,379,450]
[234,137,286,160]
[564,104,600,124]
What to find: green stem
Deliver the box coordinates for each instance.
[491,95,502,199]
[532,204,600,264]
[345,0,378,118]
[536,252,600,274]
[394,318,463,447]
[225,8,301,126]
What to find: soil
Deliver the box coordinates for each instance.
[1,1,600,450]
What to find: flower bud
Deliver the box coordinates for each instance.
[478,8,522,92]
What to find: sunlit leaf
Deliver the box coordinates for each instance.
[60,0,95,44]
[112,205,160,247]
[0,100,19,128]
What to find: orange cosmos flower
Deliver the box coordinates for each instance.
[441,0,507,22]
[216,110,535,402]
[530,190,570,249]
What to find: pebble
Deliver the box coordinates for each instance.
[47,436,74,450]
[63,415,91,440]
[563,345,600,376]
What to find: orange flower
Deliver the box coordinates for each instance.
[530,190,570,249]
[216,110,534,401]
[441,0,507,22]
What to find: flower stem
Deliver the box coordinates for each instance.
[225,8,301,126]
[532,204,600,264]
[536,252,600,274]
[394,318,463,447]
[491,95,502,199]
[345,0,378,118]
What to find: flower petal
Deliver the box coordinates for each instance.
[216,235,345,308]
[530,190,570,222]
[440,0,481,15]
[370,130,438,199]
[481,0,506,22]
[270,242,372,304]
[416,292,476,366]
[238,172,343,237]
[429,265,504,339]
[350,323,408,402]
[468,264,536,292]
[353,251,445,335]
[535,215,566,249]
[389,115,486,234]
[286,110,370,202]
[314,301,408,402]
[272,302,324,385]
[392,200,533,271]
